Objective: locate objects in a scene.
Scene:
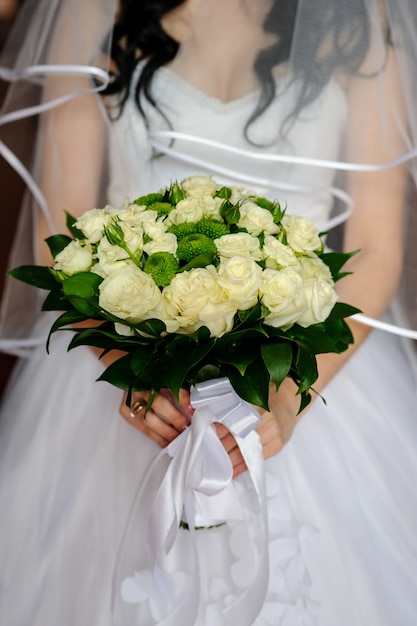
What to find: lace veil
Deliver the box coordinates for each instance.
[0,0,416,363]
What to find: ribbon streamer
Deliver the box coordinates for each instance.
[112,378,269,626]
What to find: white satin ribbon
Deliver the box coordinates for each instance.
[0,63,109,235]
[149,129,417,173]
[112,378,269,625]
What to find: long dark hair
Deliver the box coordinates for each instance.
[104,0,374,138]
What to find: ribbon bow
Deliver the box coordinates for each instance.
[112,378,269,625]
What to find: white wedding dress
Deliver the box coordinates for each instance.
[1,64,417,626]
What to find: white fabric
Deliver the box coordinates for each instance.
[114,380,269,626]
[107,64,347,229]
[0,63,417,625]
[1,0,417,351]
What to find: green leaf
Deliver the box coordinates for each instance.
[325,301,361,321]
[41,289,70,312]
[167,181,186,204]
[215,186,232,200]
[163,338,215,399]
[62,272,103,317]
[8,265,58,290]
[45,234,73,259]
[67,325,135,352]
[46,309,88,352]
[287,324,341,354]
[178,253,215,272]
[294,345,318,394]
[214,325,267,355]
[319,250,360,282]
[297,390,312,414]
[236,302,263,327]
[322,319,355,352]
[261,342,293,390]
[215,342,260,376]
[193,364,221,383]
[225,360,270,410]
[220,201,241,226]
[130,345,155,377]
[97,354,134,390]
[66,212,85,239]
[133,318,167,338]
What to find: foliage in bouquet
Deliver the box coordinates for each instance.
[10,176,359,412]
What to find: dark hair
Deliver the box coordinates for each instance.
[104,0,182,126]
[104,0,373,139]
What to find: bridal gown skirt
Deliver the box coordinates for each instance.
[0,315,416,626]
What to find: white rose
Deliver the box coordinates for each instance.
[296,278,338,327]
[114,322,135,337]
[97,220,143,266]
[298,254,333,282]
[115,203,153,228]
[217,256,262,310]
[136,209,159,226]
[262,236,300,269]
[167,198,205,225]
[54,240,93,275]
[163,265,236,338]
[119,221,144,254]
[201,195,224,221]
[98,265,164,322]
[282,214,322,254]
[95,237,130,276]
[142,220,168,240]
[215,232,262,260]
[74,208,112,244]
[182,175,219,197]
[260,267,308,328]
[237,200,280,236]
[230,186,252,203]
[91,257,132,278]
[143,233,178,256]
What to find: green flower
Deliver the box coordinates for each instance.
[144,252,179,287]
[167,222,198,239]
[133,192,164,207]
[195,218,230,239]
[177,233,217,262]
[148,201,174,218]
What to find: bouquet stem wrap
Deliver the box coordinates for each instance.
[112,378,269,625]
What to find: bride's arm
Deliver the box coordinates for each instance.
[249,40,408,474]
[36,88,106,265]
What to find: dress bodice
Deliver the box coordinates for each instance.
[108,63,347,228]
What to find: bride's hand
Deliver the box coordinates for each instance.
[217,378,304,478]
[119,389,193,448]
[120,379,303,477]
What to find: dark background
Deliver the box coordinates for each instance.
[0,2,25,397]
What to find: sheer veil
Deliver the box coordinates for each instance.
[0,0,416,367]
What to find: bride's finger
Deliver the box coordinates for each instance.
[119,401,171,447]
[215,423,236,452]
[233,460,247,478]
[120,390,190,446]
[150,392,191,432]
[140,408,186,445]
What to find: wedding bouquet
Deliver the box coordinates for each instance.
[10,175,358,412]
[10,175,360,622]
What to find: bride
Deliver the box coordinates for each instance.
[0,0,417,624]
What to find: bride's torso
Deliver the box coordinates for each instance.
[107,61,347,229]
